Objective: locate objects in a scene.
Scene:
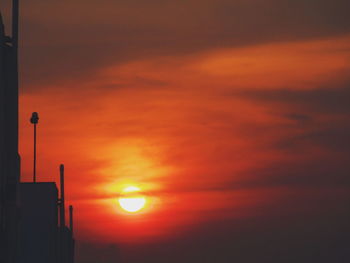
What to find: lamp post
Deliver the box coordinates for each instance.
[30,112,39,182]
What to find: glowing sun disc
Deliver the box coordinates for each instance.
[118,197,146,213]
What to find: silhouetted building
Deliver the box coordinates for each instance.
[1,2,75,263]
[18,167,75,263]
[18,183,59,263]
[0,1,20,262]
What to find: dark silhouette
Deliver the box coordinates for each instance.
[18,182,59,263]
[18,165,75,263]
[30,112,39,183]
[58,164,75,263]
[0,0,20,262]
[1,1,75,263]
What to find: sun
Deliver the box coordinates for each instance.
[118,197,146,213]
[118,186,146,213]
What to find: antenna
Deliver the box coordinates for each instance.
[69,205,74,234]
[60,164,66,228]
[30,112,39,182]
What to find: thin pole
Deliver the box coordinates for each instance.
[60,164,65,228]
[33,123,36,182]
[69,205,73,234]
[30,112,39,182]
[60,165,66,263]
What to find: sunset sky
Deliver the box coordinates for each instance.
[1,0,350,262]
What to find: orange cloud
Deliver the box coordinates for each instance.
[19,35,350,244]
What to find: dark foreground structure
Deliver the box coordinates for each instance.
[0,1,21,262]
[18,183,59,263]
[1,1,75,263]
[18,169,75,263]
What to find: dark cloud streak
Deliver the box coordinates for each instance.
[2,0,349,88]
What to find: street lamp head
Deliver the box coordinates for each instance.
[30,112,39,124]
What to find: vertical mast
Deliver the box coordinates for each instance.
[60,164,65,228]
[11,0,20,179]
[69,205,73,234]
[30,112,39,182]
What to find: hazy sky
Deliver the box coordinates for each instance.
[1,0,350,262]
